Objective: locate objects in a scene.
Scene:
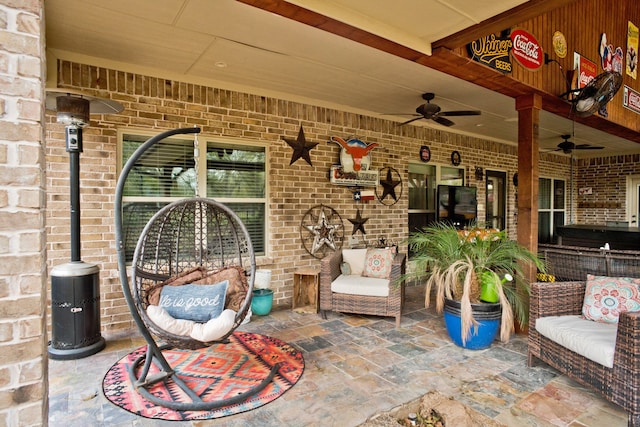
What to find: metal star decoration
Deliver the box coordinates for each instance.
[348,208,369,235]
[379,167,402,201]
[284,126,318,166]
[305,209,340,254]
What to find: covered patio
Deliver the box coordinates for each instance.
[4,1,640,426]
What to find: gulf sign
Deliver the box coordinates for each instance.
[510,29,543,70]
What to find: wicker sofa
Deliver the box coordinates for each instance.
[532,244,640,425]
[529,281,640,426]
[538,243,640,281]
[320,248,406,327]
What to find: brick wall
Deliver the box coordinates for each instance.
[0,0,48,425]
[45,60,573,334]
[576,154,640,224]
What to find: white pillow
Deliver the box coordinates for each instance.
[190,309,236,342]
[147,304,194,336]
[342,248,367,276]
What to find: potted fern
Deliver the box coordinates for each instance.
[405,222,545,349]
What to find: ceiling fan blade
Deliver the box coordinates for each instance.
[399,116,425,126]
[433,116,455,126]
[574,144,604,150]
[438,110,482,117]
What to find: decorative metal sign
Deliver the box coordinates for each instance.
[329,136,379,187]
[627,21,638,79]
[510,29,543,70]
[573,52,597,89]
[552,31,567,58]
[330,165,379,187]
[623,85,640,114]
[330,136,378,172]
[468,34,512,73]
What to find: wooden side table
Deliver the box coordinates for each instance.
[292,268,320,313]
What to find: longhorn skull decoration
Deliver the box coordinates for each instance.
[330,136,379,172]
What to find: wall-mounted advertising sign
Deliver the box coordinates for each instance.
[468,34,512,73]
[623,85,640,114]
[573,52,597,89]
[627,21,638,79]
[510,29,543,70]
[329,165,378,187]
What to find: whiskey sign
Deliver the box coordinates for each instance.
[468,34,512,73]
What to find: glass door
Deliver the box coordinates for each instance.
[626,176,640,226]
[485,170,506,230]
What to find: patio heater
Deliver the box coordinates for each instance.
[45,90,123,360]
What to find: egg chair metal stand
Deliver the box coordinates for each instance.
[114,127,278,410]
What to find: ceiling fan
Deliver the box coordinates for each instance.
[552,134,604,154]
[566,71,622,117]
[393,93,481,126]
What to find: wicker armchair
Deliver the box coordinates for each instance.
[528,281,640,426]
[320,250,406,327]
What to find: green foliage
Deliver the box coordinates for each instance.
[404,222,545,343]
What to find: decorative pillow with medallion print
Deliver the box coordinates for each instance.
[363,248,395,279]
[582,274,640,323]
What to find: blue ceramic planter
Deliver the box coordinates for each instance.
[443,298,501,350]
[251,289,273,315]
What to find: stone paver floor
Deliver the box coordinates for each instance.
[48,284,628,426]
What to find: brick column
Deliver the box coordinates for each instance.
[0,0,48,425]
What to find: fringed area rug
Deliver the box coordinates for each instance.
[102,331,304,420]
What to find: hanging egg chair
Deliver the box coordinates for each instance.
[114,127,278,410]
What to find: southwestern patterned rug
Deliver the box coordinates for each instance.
[102,331,304,421]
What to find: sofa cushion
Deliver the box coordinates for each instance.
[146,304,195,336]
[146,304,236,342]
[363,248,395,279]
[582,274,640,323]
[189,309,236,342]
[342,248,367,276]
[331,274,390,297]
[535,315,617,368]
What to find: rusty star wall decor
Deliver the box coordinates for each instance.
[377,166,403,205]
[284,126,318,166]
[348,208,369,235]
[300,205,344,259]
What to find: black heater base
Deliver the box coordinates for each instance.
[48,337,105,360]
[48,261,105,360]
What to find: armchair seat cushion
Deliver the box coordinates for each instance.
[535,315,617,368]
[330,274,390,297]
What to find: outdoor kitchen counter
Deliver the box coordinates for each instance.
[556,224,640,250]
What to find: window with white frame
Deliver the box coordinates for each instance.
[120,132,267,261]
[538,177,565,244]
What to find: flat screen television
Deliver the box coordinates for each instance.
[437,185,477,228]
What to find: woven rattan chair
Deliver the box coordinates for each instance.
[529,281,640,426]
[114,127,278,411]
[319,249,406,327]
